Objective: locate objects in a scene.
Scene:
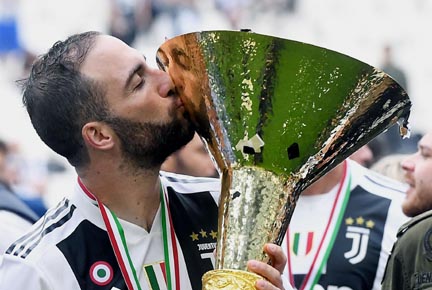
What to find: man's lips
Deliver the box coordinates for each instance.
[404,181,414,196]
[404,176,414,188]
[176,98,184,108]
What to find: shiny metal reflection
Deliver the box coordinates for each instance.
[157,30,411,289]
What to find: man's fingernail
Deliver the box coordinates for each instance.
[248,260,258,269]
[267,243,276,253]
[256,280,267,288]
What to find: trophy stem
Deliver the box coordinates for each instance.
[215,166,291,270]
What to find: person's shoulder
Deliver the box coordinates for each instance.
[385,211,432,282]
[397,210,432,239]
[349,159,407,199]
[387,210,432,260]
[0,234,81,290]
[4,197,80,263]
[382,212,432,290]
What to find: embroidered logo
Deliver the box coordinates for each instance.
[143,261,167,290]
[292,232,314,256]
[423,228,432,261]
[189,228,217,267]
[344,216,374,264]
[90,261,114,286]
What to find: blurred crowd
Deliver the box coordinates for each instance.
[0,137,67,217]
[0,0,297,65]
[0,0,430,209]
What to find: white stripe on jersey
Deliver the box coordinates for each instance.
[351,160,408,197]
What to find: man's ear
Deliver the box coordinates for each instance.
[82,122,114,150]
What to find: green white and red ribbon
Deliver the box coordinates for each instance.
[78,178,180,290]
[160,188,181,290]
[286,161,352,290]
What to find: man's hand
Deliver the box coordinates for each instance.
[247,243,287,290]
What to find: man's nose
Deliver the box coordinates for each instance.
[401,157,415,172]
[153,68,176,97]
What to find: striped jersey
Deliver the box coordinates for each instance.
[282,160,409,290]
[0,171,220,290]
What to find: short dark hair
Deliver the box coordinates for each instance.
[22,31,108,168]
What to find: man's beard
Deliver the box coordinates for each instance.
[105,111,195,170]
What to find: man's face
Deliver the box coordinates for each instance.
[105,108,194,169]
[80,35,195,169]
[401,132,432,217]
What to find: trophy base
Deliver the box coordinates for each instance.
[202,269,263,290]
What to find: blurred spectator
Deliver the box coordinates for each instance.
[368,127,421,165]
[152,0,200,36]
[214,0,251,29]
[0,0,26,79]
[0,137,38,259]
[109,0,154,46]
[252,0,297,14]
[366,45,415,163]
[282,159,408,289]
[5,143,51,217]
[349,144,374,167]
[162,133,218,177]
[370,153,407,183]
[16,0,110,57]
[381,132,432,289]
[285,0,298,13]
[0,0,20,56]
[381,45,408,91]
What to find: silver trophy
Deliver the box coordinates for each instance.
[156,30,411,289]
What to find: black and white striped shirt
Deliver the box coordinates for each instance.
[0,172,220,290]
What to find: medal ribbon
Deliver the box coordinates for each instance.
[78,178,180,290]
[160,186,181,290]
[286,161,352,290]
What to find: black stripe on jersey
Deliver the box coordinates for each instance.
[21,204,76,258]
[57,220,127,290]
[6,199,75,258]
[167,187,218,290]
[364,174,406,194]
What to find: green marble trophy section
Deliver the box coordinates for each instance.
[157,31,410,182]
[156,30,411,274]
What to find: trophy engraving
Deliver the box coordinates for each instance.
[156,30,411,289]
